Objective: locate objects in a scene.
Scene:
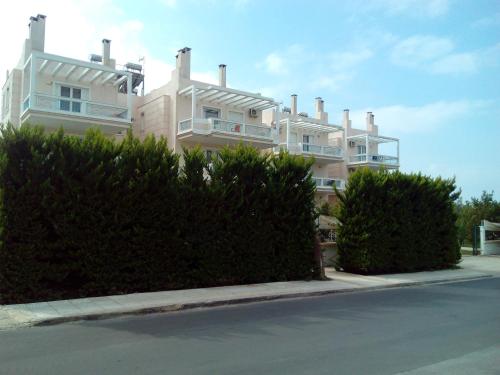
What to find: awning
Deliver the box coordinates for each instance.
[347,134,398,144]
[178,84,278,110]
[31,51,130,87]
[281,117,343,133]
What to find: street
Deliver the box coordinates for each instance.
[1,277,499,375]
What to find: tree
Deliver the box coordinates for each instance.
[456,191,500,246]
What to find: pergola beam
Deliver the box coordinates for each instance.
[51,62,64,77]
[77,68,91,82]
[64,65,77,79]
[38,60,49,73]
[113,75,128,86]
[101,72,116,84]
[89,70,104,83]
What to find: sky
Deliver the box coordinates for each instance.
[1,0,499,200]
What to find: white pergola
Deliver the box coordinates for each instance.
[347,133,400,164]
[178,84,279,112]
[280,117,343,149]
[24,51,133,121]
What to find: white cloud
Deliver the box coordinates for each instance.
[329,48,373,71]
[349,100,492,134]
[391,35,454,67]
[471,12,500,28]
[391,35,499,75]
[368,0,449,18]
[429,53,478,74]
[161,0,177,7]
[262,53,287,75]
[310,73,353,92]
[257,44,304,76]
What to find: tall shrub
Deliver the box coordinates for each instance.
[0,125,318,304]
[336,168,460,274]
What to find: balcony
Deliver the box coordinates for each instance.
[349,154,399,165]
[178,118,276,148]
[346,134,399,169]
[21,93,131,135]
[19,51,133,135]
[312,177,346,192]
[276,142,343,163]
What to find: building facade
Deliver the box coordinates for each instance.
[1,14,141,137]
[1,14,400,204]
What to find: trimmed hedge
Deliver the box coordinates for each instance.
[0,125,319,304]
[336,168,461,274]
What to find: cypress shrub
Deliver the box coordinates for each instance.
[0,125,318,304]
[336,168,461,274]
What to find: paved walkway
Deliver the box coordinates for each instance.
[1,256,499,330]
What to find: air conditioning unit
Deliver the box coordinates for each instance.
[348,141,356,148]
[248,108,258,118]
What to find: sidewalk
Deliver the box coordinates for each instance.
[1,256,499,330]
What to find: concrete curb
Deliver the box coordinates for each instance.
[32,274,493,327]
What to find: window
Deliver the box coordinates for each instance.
[203,107,220,119]
[228,111,244,123]
[357,145,366,154]
[303,134,311,151]
[59,85,86,113]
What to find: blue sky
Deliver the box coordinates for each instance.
[2,0,499,199]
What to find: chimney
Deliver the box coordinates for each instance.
[102,39,111,67]
[176,47,191,80]
[291,94,298,115]
[219,64,226,87]
[343,109,351,130]
[315,97,328,122]
[28,14,46,52]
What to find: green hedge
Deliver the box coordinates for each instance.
[336,168,461,274]
[0,125,319,304]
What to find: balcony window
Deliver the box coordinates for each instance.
[59,85,86,113]
[357,145,366,154]
[203,107,220,119]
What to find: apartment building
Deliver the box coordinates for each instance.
[133,48,279,156]
[1,14,141,136]
[1,14,399,204]
[326,109,399,202]
[263,95,345,203]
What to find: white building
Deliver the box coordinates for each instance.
[1,14,141,137]
[1,14,400,204]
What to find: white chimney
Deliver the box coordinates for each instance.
[291,94,298,115]
[315,97,328,122]
[176,47,191,80]
[219,64,226,87]
[343,109,351,130]
[29,14,46,52]
[102,39,111,67]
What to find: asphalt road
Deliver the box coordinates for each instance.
[1,278,499,375]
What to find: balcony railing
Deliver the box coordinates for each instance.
[349,154,399,165]
[178,118,273,140]
[274,143,343,158]
[23,93,130,122]
[312,177,346,190]
[301,143,343,157]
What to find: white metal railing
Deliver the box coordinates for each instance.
[273,143,343,158]
[349,154,399,165]
[178,118,193,132]
[177,118,273,139]
[312,177,346,190]
[26,93,129,121]
[301,143,343,157]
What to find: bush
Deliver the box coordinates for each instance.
[336,168,461,274]
[0,125,319,304]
